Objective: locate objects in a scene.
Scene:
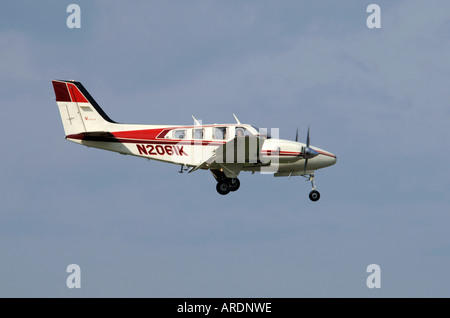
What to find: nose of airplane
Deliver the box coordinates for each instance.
[320,151,337,167]
[329,154,337,165]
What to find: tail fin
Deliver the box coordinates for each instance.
[51,80,116,136]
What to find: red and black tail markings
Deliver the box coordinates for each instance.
[52,81,72,102]
[67,82,88,103]
[51,80,117,123]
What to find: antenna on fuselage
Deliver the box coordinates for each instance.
[233,113,241,124]
[192,115,201,125]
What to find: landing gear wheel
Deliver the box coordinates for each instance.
[228,178,240,192]
[309,190,320,202]
[216,182,231,195]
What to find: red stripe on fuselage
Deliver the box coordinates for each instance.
[261,151,302,156]
[315,150,336,158]
[113,129,165,140]
[66,132,226,146]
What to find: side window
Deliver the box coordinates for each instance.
[173,129,186,139]
[193,128,204,139]
[213,127,227,140]
[235,127,252,137]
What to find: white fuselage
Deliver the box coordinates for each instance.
[66,123,336,176]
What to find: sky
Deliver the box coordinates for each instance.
[0,0,449,297]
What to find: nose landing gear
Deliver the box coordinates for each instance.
[308,174,320,202]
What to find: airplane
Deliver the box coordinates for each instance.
[51,79,337,201]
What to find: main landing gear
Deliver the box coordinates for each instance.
[308,174,320,202]
[216,178,240,195]
[212,170,240,195]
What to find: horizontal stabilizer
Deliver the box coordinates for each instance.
[65,131,118,142]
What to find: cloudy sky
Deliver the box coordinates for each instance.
[1,0,449,297]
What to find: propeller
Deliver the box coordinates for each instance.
[295,127,298,142]
[301,126,319,174]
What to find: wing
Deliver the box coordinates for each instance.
[189,136,266,178]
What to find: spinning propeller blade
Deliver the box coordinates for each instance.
[306,126,310,147]
[302,125,318,174]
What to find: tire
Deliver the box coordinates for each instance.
[216,182,231,195]
[309,190,320,202]
[228,178,240,192]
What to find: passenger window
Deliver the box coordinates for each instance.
[194,128,204,139]
[213,127,227,140]
[235,127,252,137]
[173,130,186,139]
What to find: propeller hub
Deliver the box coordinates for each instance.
[302,146,319,159]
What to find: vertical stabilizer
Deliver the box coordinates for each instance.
[51,80,116,136]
